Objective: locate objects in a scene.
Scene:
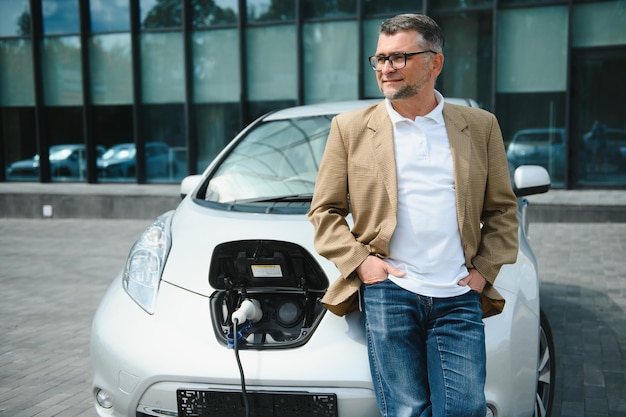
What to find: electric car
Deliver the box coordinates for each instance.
[91,99,555,417]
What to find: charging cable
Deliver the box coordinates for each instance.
[231,299,263,417]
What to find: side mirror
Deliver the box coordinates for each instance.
[513,165,551,197]
[180,175,203,199]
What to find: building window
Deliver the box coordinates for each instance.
[90,34,133,104]
[191,0,238,27]
[429,0,492,10]
[141,0,183,29]
[42,36,83,105]
[0,0,31,37]
[303,21,359,103]
[433,11,493,110]
[90,0,130,32]
[192,28,241,172]
[363,0,420,16]
[496,6,568,185]
[247,0,295,23]
[572,1,626,48]
[0,39,35,106]
[301,0,357,19]
[3,107,37,181]
[42,0,80,35]
[247,25,298,114]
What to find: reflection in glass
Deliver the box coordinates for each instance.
[247,26,297,102]
[195,103,241,172]
[90,34,132,105]
[363,0,421,15]
[44,106,87,182]
[90,0,130,32]
[140,0,238,28]
[42,36,83,106]
[498,0,552,5]
[496,6,568,186]
[0,0,31,37]
[505,127,565,183]
[247,0,294,23]
[192,29,240,102]
[571,49,626,187]
[496,7,568,94]
[572,2,626,48]
[205,115,332,203]
[362,19,381,98]
[42,0,80,34]
[427,0,492,10]
[0,39,35,106]
[142,104,186,183]
[141,32,184,103]
[3,107,37,182]
[434,11,493,109]
[303,21,358,103]
[5,143,103,181]
[497,92,566,186]
[93,105,134,182]
[191,0,238,27]
[141,0,181,28]
[301,0,356,19]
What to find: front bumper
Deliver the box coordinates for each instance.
[91,276,377,417]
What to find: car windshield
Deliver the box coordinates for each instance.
[102,146,135,160]
[49,149,74,161]
[205,115,333,203]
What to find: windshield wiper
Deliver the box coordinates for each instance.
[233,194,313,204]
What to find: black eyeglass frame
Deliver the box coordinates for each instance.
[368,50,438,71]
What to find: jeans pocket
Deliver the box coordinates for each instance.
[364,278,389,287]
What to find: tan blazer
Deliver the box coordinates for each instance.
[308,101,519,318]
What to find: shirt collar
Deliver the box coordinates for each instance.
[385,90,445,125]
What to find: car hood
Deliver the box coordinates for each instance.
[161,196,527,298]
[97,158,132,167]
[161,197,336,297]
[9,158,38,169]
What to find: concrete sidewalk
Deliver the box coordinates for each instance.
[0,182,626,222]
[0,183,180,220]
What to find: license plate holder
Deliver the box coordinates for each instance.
[177,388,338,417]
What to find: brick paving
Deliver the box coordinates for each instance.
[0,219,150,417]
[0,218,625,417]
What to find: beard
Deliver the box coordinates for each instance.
[382,83,421,100]
[380,61,431,101]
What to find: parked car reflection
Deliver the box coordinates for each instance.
[507,126,626,181]
[506,128,565,182]
[97,142,179,180]
[6,144,105,180]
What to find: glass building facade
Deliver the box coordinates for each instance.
[1,0,625,187]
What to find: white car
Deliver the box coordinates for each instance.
[91,100,555,417]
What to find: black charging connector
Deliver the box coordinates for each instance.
[232,319,251,417]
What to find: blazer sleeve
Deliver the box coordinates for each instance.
[307,116,371,279]
[471,113,519,284]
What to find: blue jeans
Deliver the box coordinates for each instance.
[363,279,486,417]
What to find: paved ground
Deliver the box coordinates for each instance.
[0,218,625,417]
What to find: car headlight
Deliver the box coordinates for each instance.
[122,211,174,314]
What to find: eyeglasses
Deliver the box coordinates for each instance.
[368,50,437,71]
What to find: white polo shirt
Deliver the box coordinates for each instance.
[385,92,469,298]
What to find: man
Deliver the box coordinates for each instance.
[308,13,519,417]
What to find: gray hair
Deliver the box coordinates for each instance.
[379,14,445,53]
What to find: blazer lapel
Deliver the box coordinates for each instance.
[443,104,471,232]
[367,102,398,214]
